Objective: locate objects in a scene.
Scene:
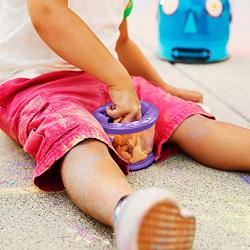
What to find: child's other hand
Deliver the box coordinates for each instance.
[164,85,203,103]
[106,83,141,122]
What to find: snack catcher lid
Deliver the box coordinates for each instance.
[93,101,159,134]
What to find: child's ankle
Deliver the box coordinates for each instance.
[113,195,129,225]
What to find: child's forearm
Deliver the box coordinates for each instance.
[27,1,131,88]
[116,34,170,90]
[116,38,204,102]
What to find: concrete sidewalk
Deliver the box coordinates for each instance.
[1,1,250,249]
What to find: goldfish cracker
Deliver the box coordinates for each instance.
[129,135,148,163]
[113,134,129,147]
[122,134,131,144]
[130,145,148,163]
[120,144,129,152]
[112,132,151,164]
[128,136,136,148]
[115,144,129,155]
[121,135,132,145]
[112,135,123,147]
[115,145,122,155]
[120,151,132,162]
[114,141,133,162]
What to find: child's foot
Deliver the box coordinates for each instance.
[114,188,196,250]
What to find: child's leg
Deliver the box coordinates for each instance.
[60,139,133,226]
[171,115,250,171]
[60,139,196,250]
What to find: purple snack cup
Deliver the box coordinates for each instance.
[93,101,159,171]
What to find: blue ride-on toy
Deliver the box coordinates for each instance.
[158,0,231,63]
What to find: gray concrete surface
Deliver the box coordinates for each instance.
[1,0,250,249]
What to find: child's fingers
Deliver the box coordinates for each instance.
[106,104,141,123]
[121,111,141,123]
[106,107,137,123]
[106,106,125,120]
[121,114,135,123]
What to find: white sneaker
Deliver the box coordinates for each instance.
[114,188,196,250]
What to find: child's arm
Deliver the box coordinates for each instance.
[116,20,203,103]
[27,0,141,122]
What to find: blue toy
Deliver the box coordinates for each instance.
[158,0,231,63]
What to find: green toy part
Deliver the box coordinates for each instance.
[124,0,133,19]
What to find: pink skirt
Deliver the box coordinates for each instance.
[0,71,214,191]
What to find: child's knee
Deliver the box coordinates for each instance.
[172,115,213,143]
[65,139,109,162]
[59,139,109,179]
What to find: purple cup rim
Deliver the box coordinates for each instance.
[129,152,155,171]
[93,101,159,134]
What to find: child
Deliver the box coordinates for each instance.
[0,1,249,249]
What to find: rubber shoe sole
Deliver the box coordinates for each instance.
[115,188,196,250]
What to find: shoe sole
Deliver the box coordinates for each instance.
[137,201,196,250]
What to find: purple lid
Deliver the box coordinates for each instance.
[93,101,159,134]
[129,152,155,171]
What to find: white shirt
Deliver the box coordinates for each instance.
[0,0,129,83]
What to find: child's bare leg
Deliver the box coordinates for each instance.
[60,139,196,249]
[171,115,250,171]
[60,139,133,226]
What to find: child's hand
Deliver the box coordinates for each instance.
[163,85,203,103]
[106,83,141,122]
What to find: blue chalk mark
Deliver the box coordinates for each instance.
[240,175,250,185]
[0,179,16,186]
[8,180,16,186]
